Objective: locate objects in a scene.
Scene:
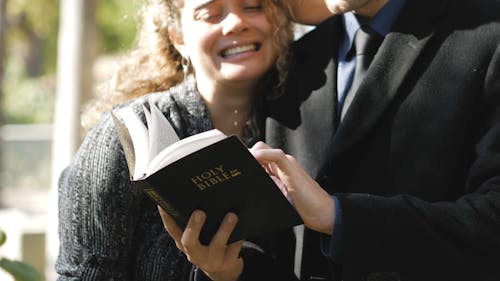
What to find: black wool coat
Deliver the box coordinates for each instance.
[265,0,500,280]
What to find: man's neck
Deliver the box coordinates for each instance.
[354,0,390,19]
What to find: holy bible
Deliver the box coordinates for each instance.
[112,102,302,244]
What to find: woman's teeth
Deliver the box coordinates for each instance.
[222,44,256,57]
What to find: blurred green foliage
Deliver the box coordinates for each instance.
[3,57,55,123]
[2,0,139,124]
[97,0,140,54]
[0,230,45,281]
[7,0,60,74]
[0,230,5,246]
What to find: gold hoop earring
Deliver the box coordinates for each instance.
[181,56,191,80]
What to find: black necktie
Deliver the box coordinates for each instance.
[340,25,383,120]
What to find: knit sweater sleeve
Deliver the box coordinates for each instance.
[56,112,144,280]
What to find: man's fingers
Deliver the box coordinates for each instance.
[251,146,290,164]
[250,141,271,150]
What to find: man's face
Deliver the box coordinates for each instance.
[326,0,389,18]
[325,0,371,14]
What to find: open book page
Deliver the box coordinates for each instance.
[118,107,150,180]
[143,102,180,164]
[114,104,303,243]
[145,129,227,176]
[111,112,137,177]
[115,103,228,180]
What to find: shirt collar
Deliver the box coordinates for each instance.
[369,0,407,35]
[340,0,407,58]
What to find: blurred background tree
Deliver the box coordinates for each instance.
[2,0,59,124]
[97,0,138,54]
[0,1,140,280]
[1,0,139,125]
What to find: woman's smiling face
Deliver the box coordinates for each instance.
[176,0,279,86]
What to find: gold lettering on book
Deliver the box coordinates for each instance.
[144,188,182,218]
[191,164,242,190]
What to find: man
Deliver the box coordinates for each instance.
[261,0,500,280]
[160,0,500,280]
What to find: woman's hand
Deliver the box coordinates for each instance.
[250,141,335,235]
[158,207,244,281]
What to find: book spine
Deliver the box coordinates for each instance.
[141,186,188,226]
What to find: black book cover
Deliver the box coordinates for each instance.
[113,106,302,244]
[112,104,302,244]
[136,135,301,244]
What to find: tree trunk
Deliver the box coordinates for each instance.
[47,0,97,279]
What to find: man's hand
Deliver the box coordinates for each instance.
[158,207,244,281]
[250,141,335,234]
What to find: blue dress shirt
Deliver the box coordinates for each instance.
[337,0,407,114]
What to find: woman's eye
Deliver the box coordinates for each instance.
[196,11,221,22]
[244,5,262,11]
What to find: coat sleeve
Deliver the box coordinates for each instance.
[332,43,500,280]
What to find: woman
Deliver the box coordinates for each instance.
[56,0,295,279]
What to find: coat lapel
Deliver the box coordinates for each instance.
[266,16,343,178]
[330,0,447,160]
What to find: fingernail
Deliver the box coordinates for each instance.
[194,211,204,223]
[225,213,236,224]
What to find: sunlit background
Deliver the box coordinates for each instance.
[0,1,140,280]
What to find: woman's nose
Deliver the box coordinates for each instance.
[221,12,249,35]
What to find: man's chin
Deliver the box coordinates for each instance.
[326,0,370,15]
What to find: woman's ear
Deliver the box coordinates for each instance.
[168,26,187,57]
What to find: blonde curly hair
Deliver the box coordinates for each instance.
[82,0,294,130]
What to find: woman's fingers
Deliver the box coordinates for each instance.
[158,207,244,279]
[208,213,238,261]
[206,213,240,271]
[210,213,238,249]
[182,210,207,262]
[226,240,244,261]
[158,206,184,251]
[158,207,208,262]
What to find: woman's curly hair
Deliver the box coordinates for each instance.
[82,0,294,130]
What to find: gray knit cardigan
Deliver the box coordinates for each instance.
[56,79,260,280]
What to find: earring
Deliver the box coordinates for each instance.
[181,56,191,80]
